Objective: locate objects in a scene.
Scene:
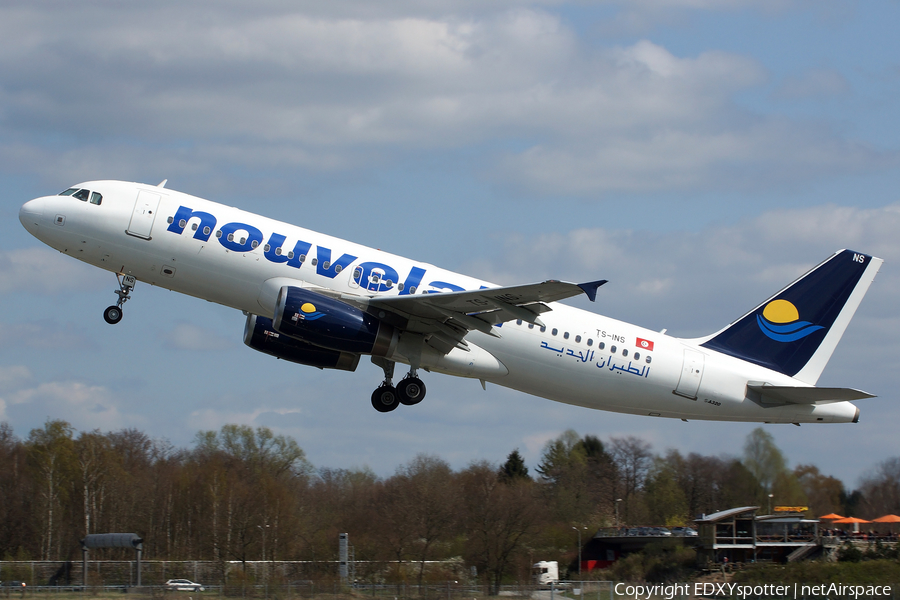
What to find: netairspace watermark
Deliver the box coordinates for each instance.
[614,582,893,599]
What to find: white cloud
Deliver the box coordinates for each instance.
[5,380,132,433]
[774,68,851,100]
[0,5,891,195]
[160,322,235,351]
[465,203,900,334]
[0,248,107,295]
[0,321,88,350]
[0,365,31,388]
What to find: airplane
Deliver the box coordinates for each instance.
[19,180,882,423]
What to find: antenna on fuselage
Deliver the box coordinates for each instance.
[157,179,168,188]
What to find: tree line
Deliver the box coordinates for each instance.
[1,420,898,591]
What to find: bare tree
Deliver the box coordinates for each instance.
[26,420,75,559]
[460,461,539,595]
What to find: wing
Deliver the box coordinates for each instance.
[335,279,606,353]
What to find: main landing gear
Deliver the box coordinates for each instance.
[104,274,136,324]
[370,358,427,413]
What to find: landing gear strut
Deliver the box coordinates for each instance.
[371,359,399,412]
[104,274,136,325]
[370,358,427,412]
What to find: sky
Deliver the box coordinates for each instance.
[1,0,899,492]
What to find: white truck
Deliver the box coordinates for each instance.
[532,561,559,585]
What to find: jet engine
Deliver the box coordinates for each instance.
[273,286,398,356]
[243,314,360,371]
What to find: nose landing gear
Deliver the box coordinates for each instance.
[104,274,136,324]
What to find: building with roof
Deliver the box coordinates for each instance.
[694,506,819,564]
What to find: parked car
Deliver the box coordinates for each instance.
[0,582,26,588]
[670,526,698,537]
[166,579,204,592]
[652,527,672,536]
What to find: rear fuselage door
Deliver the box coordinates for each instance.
[127,190,161,239]
[674,348,705,399]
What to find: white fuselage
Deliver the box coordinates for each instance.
[19,180,860,423]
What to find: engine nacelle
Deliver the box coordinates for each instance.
[244,314,360,371]
[273,286,398,356]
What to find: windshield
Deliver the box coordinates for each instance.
[59,188,102,205]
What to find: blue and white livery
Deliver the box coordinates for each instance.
[19,180,882,422]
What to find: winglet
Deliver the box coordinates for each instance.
[577,280,607,302]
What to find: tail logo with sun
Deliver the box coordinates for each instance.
[756,299,824,342]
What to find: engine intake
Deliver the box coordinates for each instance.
[244,314,360,371]
[273,286,397,356]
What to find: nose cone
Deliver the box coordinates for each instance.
[19,197,47,236]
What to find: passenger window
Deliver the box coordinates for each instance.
[516,319,522,325]
[611,345,617,354]
[311,258,318,266]
[528,323,534,329]
[90,192,102,205]
[575,335,581,343]
[203,226,211,236]
[540,326,546,333]
[587,339,593,346]
[622,349,628,357]
[646,356,652,364]
[191,223,198,231]
[563,332,570,340]
[634,352,640,361]
[398,282,405,291]
[551,328,558,336]
[599,342,605,350]
[251,240,259,249]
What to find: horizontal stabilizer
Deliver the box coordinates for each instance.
[748,383,875,406]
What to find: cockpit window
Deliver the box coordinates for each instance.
[58,188,101,205]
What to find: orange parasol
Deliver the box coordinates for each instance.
[819,513,845,520]
[832,517,870,524]
[872,515,900,523]
[831,516,870,533]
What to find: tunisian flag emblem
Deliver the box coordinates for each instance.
[636,337,654,351]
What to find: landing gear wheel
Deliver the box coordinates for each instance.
[371,385,399,413]
[397,377,426,406]
[103,305,123,324]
